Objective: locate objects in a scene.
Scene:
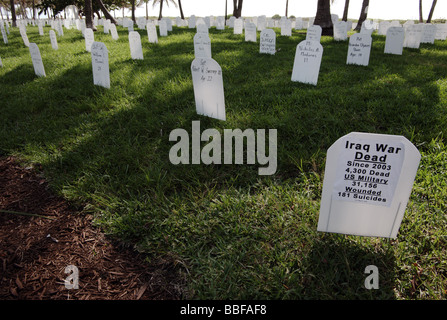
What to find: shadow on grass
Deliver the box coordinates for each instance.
[298,234,396,299]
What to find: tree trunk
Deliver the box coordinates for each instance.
[158,0,163,20]
[427,0,437,23]
[95,0,117,24]
[145,1,148,19]
[285,0,288,18]
[354,0,369,31]
[342,0,350,21]
[178,0,184,19]
[232,0,243,18]
[131,0,136,23]
[419,0,423,23]
[9,0,16,27]
[85,0,96,30]
[314,0,333,36]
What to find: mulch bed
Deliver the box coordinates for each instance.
[0,156,185,300]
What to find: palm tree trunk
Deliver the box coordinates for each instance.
[314,0,333,36]
[342,0,350,21]
[95,0,117,24]
[158,0,163,20]
[427,0,437,23]
[10,0,16,27]
[131,0,136,23]
[85,0,95,30]
[354,0,369,31]
[178,0,184,19]
[419,0,423,23]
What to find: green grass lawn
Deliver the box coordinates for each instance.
[0,22,446,299]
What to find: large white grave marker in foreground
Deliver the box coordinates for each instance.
[291,40,323,86]
[191,58,226,121]
[91,41,110,89]
[317,132,421,238]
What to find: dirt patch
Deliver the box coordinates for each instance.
[0,156,185,300]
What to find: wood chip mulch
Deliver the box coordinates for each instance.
[0,156,185,300]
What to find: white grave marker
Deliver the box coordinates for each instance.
[404,24,423,49]
[147,22,158,43]
[234,18,243,35]
[306,25,322,42]
[346,33,372,66]
[191,57,226,121]
[38,21,44,35]
[29,43,46,77]
[91,41,110,89]
[291,40,323,86]
[259,29,276,55]
[421,24,436,44]
[245,22,257,42]
[0,23,7,44]
[194,33,211,58]
[110,23,119,40]
[49,29,58,50]
[384,27,404,55]
[197,23,209,34]
[84,28,94,52]
[159,19,168,36]
[19,26,30,47]
[334,21,348,41]
[129,31,144,60]
[0,56,3,67]
[317,132,421,238]
[280,19,292,36]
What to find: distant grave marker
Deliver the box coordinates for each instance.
[384,26,404,55]
[280,19,292,36]
[317,132,421,238]
[306,25,322,42]
[19,26,30,47]
[38,21,44,35]
[245,22,257,42]
[197,23,208,34]
[291,39,323,86]
[129,31,144,60]
[0,23,7,44]
[147,22,158,43]
[404,24,423,48]
[334,21,348,41]
[91,41,110,89]
[194,32,211,58]
[346,33,372,66]
[84,28,94,52]
[29,43,46,77]
[421,24,436,44]
[259,29,276,55]
[49,29,58,50]
[110,23,119,40]
[234,18,243,34]
[159,19,168,36]
[191,57,226,121]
